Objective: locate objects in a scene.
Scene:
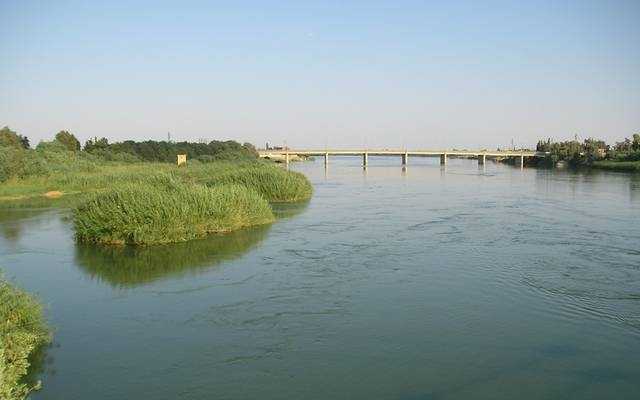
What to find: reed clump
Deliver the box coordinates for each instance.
[0,274,51,400]
[73,178,275,245]
[202,164,313,202]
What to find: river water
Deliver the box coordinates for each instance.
[1,158,639,399]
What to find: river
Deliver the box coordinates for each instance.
[1,157,639,399]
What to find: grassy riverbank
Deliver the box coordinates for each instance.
[1,132,312,244]
[1,160,312,244]
[0,160,312,203]
[0,275,50,400]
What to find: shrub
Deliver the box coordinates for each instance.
[73,178,275,245]
[83,148,141,163]
[196,154,216,163]
[0,274,50,400]
[0,146,46,183]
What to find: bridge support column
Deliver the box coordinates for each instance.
[478,154,485,165]
[324,153,329,166]
[516,155,524,168]
[285,153,290,165]
[402,152,408,165]
[362,152,368,167]
[440,153,447,165]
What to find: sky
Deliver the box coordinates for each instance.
[1,0,639,149]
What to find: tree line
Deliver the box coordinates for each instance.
[1,126,258,162]
[0,126,259,183]
[535,135,640,166]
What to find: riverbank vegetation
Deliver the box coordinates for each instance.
[1,126,313,244]
[0,274,50,400]
[1,127,311,201]
[535,134,640,171]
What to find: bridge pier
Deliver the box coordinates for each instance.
[324,152,329,166]
[440,153,447,165]
[285,153,290,165]
[401,152,408,165]
[516,155,524,168]
[363,152,368,167]
[478,154,486,165]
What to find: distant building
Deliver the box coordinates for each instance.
[265,143,288,151]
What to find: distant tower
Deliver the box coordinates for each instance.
[167,132,171,142]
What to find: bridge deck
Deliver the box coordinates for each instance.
[259,149,543,157]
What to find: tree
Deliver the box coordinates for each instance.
[84,137,109,152]
[615,138,632,153]
[633,134,640,151]
[0,126,29,149]
[54,130,80,152]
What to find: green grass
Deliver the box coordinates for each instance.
[592,160,640,172]
[0,160,312,203]
[0,274,51,400]
[200,164,313,202]
[73,177,275,245]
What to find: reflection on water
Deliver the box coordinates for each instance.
[0,196,81,243]
[21,342,52,391]
[271,200,309,219]
[0,207,64,244]
[75,224,271,287]
[631,173,640,202]
[0,208,49,243]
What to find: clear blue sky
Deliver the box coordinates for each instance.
[1,0,638,149]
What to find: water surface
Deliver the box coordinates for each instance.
[1,158,639,399]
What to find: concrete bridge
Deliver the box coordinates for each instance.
[259,149,545,167]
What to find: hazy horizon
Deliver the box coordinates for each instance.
[1,0,639,149]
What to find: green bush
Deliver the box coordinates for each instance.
[0,274,50,400]
[73,178,275,245]
[0,146,46,183]
[83,149,141,163]
[196,154,217,163]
